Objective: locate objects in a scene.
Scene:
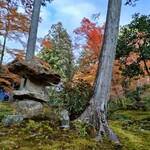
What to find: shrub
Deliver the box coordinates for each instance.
[140,90,150,110]
[48,80,92,119]
[108,84,150,115]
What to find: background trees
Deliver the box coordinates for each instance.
[40,22,75,81]
[1,0,149,144]
[0,0,31,65]
[116,13,150,79]
[74,17,104,84]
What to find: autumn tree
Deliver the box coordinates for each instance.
[74,17,104,84]
[116,13,150,79]
[78,0,122,143]
[0,0,53,92]
[25,0,54,60]
[3,0,54,61]
[0,0,31,65]
[0,65,21,92]
[40,22,75,81]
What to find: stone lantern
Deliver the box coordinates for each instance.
[8,59,61,118]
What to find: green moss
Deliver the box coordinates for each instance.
[0,102,150,150]
[109,109,150,150]
[0,140,18,149]
[112,110,150,121]
[0,102,13,121]
[111,121,150,150]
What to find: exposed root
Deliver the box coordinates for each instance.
[77,104,122,145]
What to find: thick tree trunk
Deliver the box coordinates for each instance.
[79,0,122,143]
[25,0,41,60]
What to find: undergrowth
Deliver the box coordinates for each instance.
[0,86,150,150]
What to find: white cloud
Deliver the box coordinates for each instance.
[38,0,101,38]
[3,0,149,61]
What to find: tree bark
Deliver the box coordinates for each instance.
[78,0,122,143]
[0,30,8,65]
[25,0,41,60]
[143,59,150,76]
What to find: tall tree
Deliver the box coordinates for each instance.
[40,22,75,81]
[78,0,122,143]
[25,0,53,60]
[3,0,53,61]
[25,0,41,60]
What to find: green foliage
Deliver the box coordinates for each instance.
[116,13,150,78]
[108,85,150,116]
[140,88,150,110]
[125,0,139,6]
[110,109,150,150]
[125,90,140,101]
[48,80,92,119]
[110,114,132,121]
[19,119,53,135]
[0,106,11,120]
[0,102,13,121]
[126,85,150,101]
[41,0,54,6]
[39,22,75,81]
[73,120,92,137]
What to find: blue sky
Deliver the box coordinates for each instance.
[2,0,150,63]
[38,0,150,38]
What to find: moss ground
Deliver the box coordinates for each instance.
[0,101,150,150]
[110,110,150,150]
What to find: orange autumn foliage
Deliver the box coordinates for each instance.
[110,60,124,99]
[111,52,150,99]
[0,0,31,61]
[74,18,104,84]
[73,17,124,100]
[41,39,52,50]
[73,18,150,100]
[0,65,21,92]
[0,1,31,35]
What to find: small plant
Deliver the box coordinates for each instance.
[73,120,92,137]
[19,119,53,137]
[0,105,12,121]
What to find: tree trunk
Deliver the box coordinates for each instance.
[0,31,8,65]
[0,29,8,66]
[0,3,10,66]
[25,0,41,60]
[79,0,122,143]
[143,59,150,76]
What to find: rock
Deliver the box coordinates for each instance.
[8,59,61,102]
[13,100,43,118]
[2,115,24,127]
[8,59,61,85]
[0,132,6,136]
[44,106,60,124]
[59,109,70,129]
[13,90,49,102]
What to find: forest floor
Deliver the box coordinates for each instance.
[0,99,150,150]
